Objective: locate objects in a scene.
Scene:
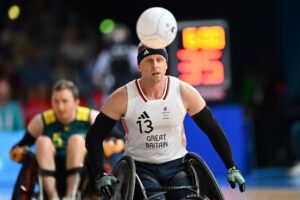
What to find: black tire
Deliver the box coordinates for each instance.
[185,152,225,200]
[111,156,136,200]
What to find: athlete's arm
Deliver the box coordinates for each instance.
[27,114,44,138]
[10,114,43,162]
[180,81,235,169]
[14,114,44,147]
[85,86,128,176]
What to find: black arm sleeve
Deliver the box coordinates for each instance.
[191,106,235,169]
[85,112,117,176]
[108,127,125,140]
[16,130,36,147]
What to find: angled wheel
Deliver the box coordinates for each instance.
[185,152,225,200]
[12,152,38,200]
[111,156,136,200]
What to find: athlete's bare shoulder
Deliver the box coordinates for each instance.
[178,80,206,115]
[178,80,200,98]
[101,85,128,120]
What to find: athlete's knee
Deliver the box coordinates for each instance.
[138,173,166,199]
[167,171,195,200]
[36,136,55,151]
[169,170,191,186]
[67,134,85,146]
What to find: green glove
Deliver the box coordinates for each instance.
[95,173,118,198]
[227,166,246,192]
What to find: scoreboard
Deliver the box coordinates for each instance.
[168,19,231,101]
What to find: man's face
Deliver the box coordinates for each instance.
[51,89,79,123]
[0,80,10,105]
[139,54,167,83]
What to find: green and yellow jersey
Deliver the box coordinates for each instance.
[42,106,91,155]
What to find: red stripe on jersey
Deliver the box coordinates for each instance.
[135,80,147,102]
[121,118,129,142]
[163,76,170,100]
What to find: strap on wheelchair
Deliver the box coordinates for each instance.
[39,169,55,177]
[66,166,84,176]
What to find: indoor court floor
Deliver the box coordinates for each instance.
[1,167,300,200]
[220,167,300,200]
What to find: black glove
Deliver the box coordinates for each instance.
[95,173,118,199]
[227,166,246,192]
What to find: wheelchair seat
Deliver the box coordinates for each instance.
[111,152,225,200]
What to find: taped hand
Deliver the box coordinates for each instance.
[9,145,28,163]
[96,173,118,199]
[227,166,246,192]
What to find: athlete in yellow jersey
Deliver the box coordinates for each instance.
[10,79,124,199]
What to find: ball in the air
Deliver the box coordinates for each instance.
[136,7,177,49]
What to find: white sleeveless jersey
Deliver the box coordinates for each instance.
[122,76,188,164]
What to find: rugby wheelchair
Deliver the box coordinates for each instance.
[110,152,225,200]
[11,138,124,200]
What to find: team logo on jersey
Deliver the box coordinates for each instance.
[137,111,153,134]
[138,111,150,119]
[162,106,170,119]
[64,126,70,131]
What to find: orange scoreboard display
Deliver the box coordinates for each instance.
[168,20,231,101]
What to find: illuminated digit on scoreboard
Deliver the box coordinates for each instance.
[182,26,226,50]
[177,49,224,85]
[177,25,226,86]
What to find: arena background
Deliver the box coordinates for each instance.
[1,0,300,199]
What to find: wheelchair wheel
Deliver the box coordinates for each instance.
[111,156,136,200]
[12,152,38,200]
[185,152,225,200]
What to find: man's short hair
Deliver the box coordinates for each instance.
[52,79,79,99]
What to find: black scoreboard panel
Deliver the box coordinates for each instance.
[168,19,231,101]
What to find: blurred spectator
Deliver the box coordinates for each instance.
[0,77,24,131]
[21,81,51,126]
[17,40,53,100]
[59,25,88,68]
[52,53,77,83]
[93,23,139,100]
[239,51,288,167]
[79,38,103,109]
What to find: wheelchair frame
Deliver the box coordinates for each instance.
[11,152,97,200]
[111,152,225,200]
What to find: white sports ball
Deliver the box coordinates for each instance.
[136,7,177,49]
